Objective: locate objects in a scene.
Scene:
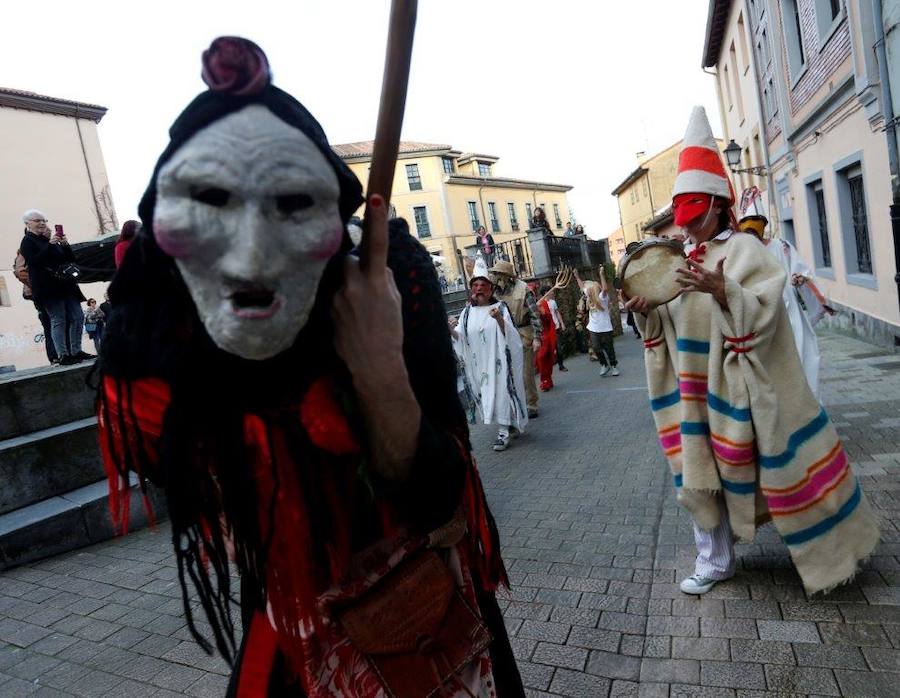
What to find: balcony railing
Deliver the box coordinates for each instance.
[546,235,583,272]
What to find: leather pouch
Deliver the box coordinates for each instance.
[338,550,491,698]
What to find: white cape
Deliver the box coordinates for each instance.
[454,302,528,431]
[765,238,822,397]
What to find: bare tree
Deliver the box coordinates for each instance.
[93,185,119,235]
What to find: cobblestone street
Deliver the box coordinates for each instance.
[1,329,899,696]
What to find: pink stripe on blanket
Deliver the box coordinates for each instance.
[711,440,755,464]
[678,380,708,397]
[659,431,682,450]
[766,449,849,512]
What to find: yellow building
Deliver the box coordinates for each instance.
[333,141,572,280]
[606,227,626,265]
[610,139,723,250]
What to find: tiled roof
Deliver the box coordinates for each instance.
[643,205,674,232]
[0,87,107,122]
[610,166,648,196]
[332,141,452,158]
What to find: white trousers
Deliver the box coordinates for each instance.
[692,498,736,580]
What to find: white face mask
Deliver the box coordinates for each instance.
[153,105,342,360]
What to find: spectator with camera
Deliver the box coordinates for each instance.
[18,209,90,365]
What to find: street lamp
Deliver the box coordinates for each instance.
[722,139,767,176]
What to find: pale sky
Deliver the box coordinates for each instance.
[2,0,720,240]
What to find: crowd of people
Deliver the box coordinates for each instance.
[14,214,139,366]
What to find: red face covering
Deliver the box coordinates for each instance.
[672,193,713,227]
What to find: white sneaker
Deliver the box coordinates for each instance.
[598,365,610,377]
[609,367,620,377]
[679,575,719,595]
[493,434,510,452]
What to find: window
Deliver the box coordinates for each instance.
[722,65,733,110]
[525,203,533,226]
[737,14,749,73]
[642,178,649,197]
[467,201,481,232]
[552,203,562,228]
[488,202,500,232]
[814,0,843,41]
[406,164,422,191]
[442,157,455,174]
[847,169,872,274]
[782,0,806,77]
[630,189,635,204]
[757,29,770,68]
[507,203,519,231]
[0,277,10,307]
[730,42,745,121]
[478,162,491,177]
[412,206,431,238]
[807,181,832,268]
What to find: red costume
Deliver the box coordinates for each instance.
[535,298,557,391]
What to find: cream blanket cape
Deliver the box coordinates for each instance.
[637,231,878,593]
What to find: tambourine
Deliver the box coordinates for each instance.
[615,238,687,306]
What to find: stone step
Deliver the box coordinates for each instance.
[0,475,167,570]
[0,417,105,515]
[0,362,96,441]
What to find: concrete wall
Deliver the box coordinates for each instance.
[0,107,115,371]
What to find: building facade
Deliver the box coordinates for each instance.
[0,88,117,371]
[610,142,683,253]
[333,141,573,281]
[704,0,900,347]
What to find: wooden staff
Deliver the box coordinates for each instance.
[360,0,418,271]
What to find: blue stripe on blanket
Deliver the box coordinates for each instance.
[782,482,861,546]
[681,421,710,436]
[758,409,830,470]
[673,473,683,488]
[721,479,756,494]
[676,338,711,354]
[707,393,752,422]
[651,389,680,411]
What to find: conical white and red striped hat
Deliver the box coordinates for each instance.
[671,106,733,204]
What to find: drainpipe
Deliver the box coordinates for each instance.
[74,106,104,234]
[872,0,900,312]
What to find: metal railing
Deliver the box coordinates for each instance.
[463,234,534,279]
[585,238,608,268]
[546,235,583,272]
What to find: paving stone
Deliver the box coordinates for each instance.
[640,657,700,684]
[610,679,640,697]
[860,646,900,672]
[764,665,840,695]
[834,669,898,697]
[701,617,759,640]
[793,643,867,669]
[566,626,621,653]
[779,602,842,622]
[150,661,206,690]
[516,661,554,691]
[531,642,587,670]
[672,637,731,661]
[700,660,766,689]
[518,620,570,644]
[4,652,61,681]
[724,600,781,620]
[67,668,124,696]
[644,636,671,659]
[598,611,646,634]
[586,650,642,680]
[729,639,795,666]
[756,620,820,644]
[646,615,700,637]
[534,588,581,607]
[620,634,645,657]
[548,667,610,697]
[818,622,892,647]
[670,685,737,697]
[580,593,630,612]
[637,683,669,698]
[548,605,599,627]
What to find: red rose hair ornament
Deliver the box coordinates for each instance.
[201,36,271,96]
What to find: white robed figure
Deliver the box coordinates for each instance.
[450,255,528,452]
[764,237,827,397]
[738,188,828,398]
